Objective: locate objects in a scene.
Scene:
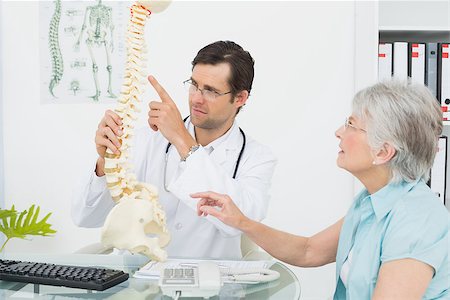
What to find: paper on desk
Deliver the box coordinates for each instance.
[133,258,275,279]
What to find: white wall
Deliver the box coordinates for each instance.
[1,1,377,299]
[0,0,4,211]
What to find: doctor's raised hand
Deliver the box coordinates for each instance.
[147,75,197,160]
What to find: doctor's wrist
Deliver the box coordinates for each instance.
[181,144,201,161]
[95,157,106,177]
[174,134,199,161]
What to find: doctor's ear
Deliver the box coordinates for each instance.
[372,142,396,165]
[233,90,249,108]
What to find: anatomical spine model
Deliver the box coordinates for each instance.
[101,1,171,261]
[48,0,63,97]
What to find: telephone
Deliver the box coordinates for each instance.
[159,261,221,299]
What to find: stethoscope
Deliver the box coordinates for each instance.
[163,116,246,191]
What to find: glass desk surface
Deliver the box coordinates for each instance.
[0,253,300,299]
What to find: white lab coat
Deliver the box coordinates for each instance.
[72,120,276,259]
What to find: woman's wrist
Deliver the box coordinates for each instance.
[238,216,254,233]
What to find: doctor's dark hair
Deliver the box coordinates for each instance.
[192,40,255,98]
[352,79,442,183]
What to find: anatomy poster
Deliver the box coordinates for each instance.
[40,1,129,104]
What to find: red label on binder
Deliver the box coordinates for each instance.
[412,52,419,57]
[412,44,419,48]
[443,44,449,48]
[442,106,448,112]
[378,53,386,57]
[443,53,449,59]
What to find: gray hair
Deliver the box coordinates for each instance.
[352,79,443,183]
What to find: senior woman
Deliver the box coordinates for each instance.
[192,80,449,299]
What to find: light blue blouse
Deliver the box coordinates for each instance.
[334,179,449,299]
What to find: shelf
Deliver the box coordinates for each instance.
[379,26,450,32]
[379,29,450,43]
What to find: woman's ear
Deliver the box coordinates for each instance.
[373,142,396,165]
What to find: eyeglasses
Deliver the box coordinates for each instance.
[183,79,232,101]
[344,117,367,132]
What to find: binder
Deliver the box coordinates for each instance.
[438,44,450,118]
[378,43,393,81]
[393,42,408,80]
[425,43,439,100]
[408,43,425,84]
[443,107,450,122]
[429,136,447,205]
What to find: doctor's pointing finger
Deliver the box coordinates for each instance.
[148,75,173,104]
[147,75,195,154]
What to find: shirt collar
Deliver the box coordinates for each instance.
[186,118,239,153]
[368,179,420,222]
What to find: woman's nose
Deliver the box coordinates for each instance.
[335,125,344,139]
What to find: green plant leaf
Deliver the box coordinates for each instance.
[0,204,57,251]
[0,205,17,219]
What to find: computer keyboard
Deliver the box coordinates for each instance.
[0,259,129,291]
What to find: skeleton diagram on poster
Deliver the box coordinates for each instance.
[40,1,128,103]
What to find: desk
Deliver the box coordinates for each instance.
[0,253,301,299]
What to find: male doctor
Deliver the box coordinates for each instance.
[72,41,276,259]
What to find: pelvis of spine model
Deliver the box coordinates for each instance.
[102,183,170,261]
[100,0,171,261]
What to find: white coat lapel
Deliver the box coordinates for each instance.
[209,123,242,167]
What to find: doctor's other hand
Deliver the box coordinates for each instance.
[192,192,249,230]
[94,110,123,176]
[95,110,123,157]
